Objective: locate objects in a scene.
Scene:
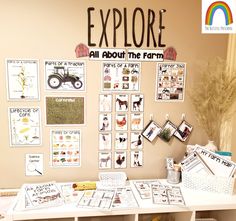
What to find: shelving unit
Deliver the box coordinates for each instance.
[4,180,236,221]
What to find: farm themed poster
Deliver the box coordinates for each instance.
[50,130,81,167]
[25,154,43,176]
[155,62,186,101]
[45,96,85,125]
[44,60,86,91]
[102,62,141,91]
[8,107,41,146]
[6,59,39,100]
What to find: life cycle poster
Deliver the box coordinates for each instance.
[8,107,41,146]
[102,62,141,91]
[45,96,85,125]
[155,62,186,101]
[25,154,43,176]
[45,60,86,91]
[6,59,39,100]
[50,129,81,167]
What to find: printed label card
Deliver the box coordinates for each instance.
[8,107,41,146]
[99,94,112,112]
[25,154,43,176]
[6,59,40,100]
[155,62,186,101]
[45,60,86,91]
[130,132,143,149]
[99,113,112,131]
[115,113,128,131]
[115,94,129,112]
[131,113,144,131]
[130,151,143,168]
[102,62,141,92]
[50,130,81,167]
[131,94,144,112]
[115,132,128,150]
[99,152,112,169]
[114,151,127,169]
[99,133,112,150]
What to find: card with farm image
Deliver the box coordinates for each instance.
[115,94,129,112]
[99,152,112,169]
[130,132,143,149]
[114,151,127,169]
[131,113,144,131]
[131,94,144,112]
[115,132,128,150]
[99,133,112,150]
[99,113,112,131]
[115,113,128,131]
[99,94,112,112]
[131,151,143,168]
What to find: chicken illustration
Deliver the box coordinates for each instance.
[116,117,126,127]
[116,155,125,166]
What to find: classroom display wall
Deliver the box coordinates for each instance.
[0,0,229,188]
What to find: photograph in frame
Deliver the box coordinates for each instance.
[45,96,85,125]
[141,120,162,142]
[8,107,42,146]
[6,59,40,100]
[174,120,193,142]
[159,120,177,142]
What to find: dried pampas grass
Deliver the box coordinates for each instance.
[189,57,236,147]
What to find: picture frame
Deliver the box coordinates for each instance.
[131,113,144,131]
[115,94,129,112]
[44,60,86,91]
[159,120,177,142]
[99,94,112,112]
[114,151,127,169]
[174,120,193,142]
[99,113,112,131]
[6,59,40,101]
[115,132,128,150]
[115,113,128,131]
[141,120,162,142]
[130,132,143,149]
[8,107,42,146]
[99,133,112,150]
[131,94,144,112]
[45,96,85,126]
[50,129,81,167]
[98,152,112,169]
[130,151,143,168]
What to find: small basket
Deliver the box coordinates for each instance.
[182,172,235,195]
[97,172,127,188]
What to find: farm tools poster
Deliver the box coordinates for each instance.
[6,59,40,100]
[50,129,81,167]
[44,60,86,91]
[45,96,85,125]
[8,107,42,146]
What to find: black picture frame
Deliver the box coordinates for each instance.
[141,120,162,142]
[174,120,193,142]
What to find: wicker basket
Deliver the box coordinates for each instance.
[182,172,235,195]
[97,172,127,188]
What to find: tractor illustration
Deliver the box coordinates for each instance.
[47,66,83,89]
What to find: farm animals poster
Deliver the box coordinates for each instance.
[8,107,42,146]
[44,60,86,91]
[50,129,81,167]
[102,62,141,92]
[6,59,40,100]
[155,62,186,101]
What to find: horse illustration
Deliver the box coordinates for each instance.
[116,98,128,110]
